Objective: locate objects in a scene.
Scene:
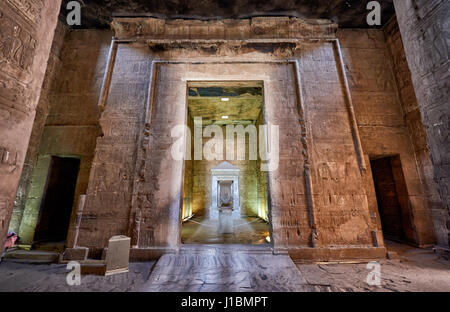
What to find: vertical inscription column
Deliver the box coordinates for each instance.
[76,43,151,249]
[394,0,450,248]
[264,63,312,250]
[134,63,187,248]
[0,0,61,251]
[298,42,374,247]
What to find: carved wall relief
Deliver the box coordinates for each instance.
[0,10,37,72]
[0,147,20,174]
[6,0,44,24]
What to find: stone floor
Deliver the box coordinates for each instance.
[296,241,450,292]
[0,261,156,292]
[142,245,312,292]
[181,216,270,244]
[0,241,448,292]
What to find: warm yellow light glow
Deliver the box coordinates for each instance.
[266,236,271,243]
[221,98,230,102]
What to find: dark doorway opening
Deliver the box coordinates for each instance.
[34,156,80,243]
[370,156,416,244]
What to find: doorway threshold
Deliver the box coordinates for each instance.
[179,244,273,254]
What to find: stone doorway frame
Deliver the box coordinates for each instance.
[180,78,270,242]
[130,60,309,252]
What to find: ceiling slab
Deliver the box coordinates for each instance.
[188,84,263,126]
[60,0,395,29]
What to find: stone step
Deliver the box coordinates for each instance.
[179,244,273,254]
[2,250,60,264]
[32,241,66,253]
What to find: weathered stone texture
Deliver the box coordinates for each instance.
[297,40,375,247]
[66,17,387,258]
[393,0,450,248]
[10,29,112,244]
[10,21,67,234]
[76,43,151,249]
[111,17,337,40]
[384,17,445,247]
[338,27,436,246]
[0,0,62,251]
[11,15,443,260]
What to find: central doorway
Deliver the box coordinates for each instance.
[181,81,270,245]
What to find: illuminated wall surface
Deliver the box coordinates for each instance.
[1,0,447,260]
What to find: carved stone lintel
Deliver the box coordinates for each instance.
[111,17,337,40]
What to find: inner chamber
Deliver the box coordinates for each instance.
[181,81,270,245]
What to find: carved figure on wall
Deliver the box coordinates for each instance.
[6,0,44,24]
[0,147,19,174]
[10,26,24,67]
[22,34,36,71]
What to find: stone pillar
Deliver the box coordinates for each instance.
[0,0,61,252]
[10,20,67,235]
[393,0,450,248]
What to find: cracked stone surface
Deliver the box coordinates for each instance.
[296,241,450,292]
[141,247,310,292]
[0,242,448,292]
[0,261,155,292]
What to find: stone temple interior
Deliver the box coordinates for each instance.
[0,0,449,292]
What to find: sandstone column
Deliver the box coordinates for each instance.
[0,0,61,252]
[393,0,450,248]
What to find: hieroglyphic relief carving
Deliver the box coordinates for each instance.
[0,7,38,113]
[0,9,37,71]
[0,147,20,174]
[130,123,152,247]
[0,76,28,106]
[294,61,317,246]
[6,0,44,24]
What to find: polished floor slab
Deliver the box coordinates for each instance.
[142,246,310,292]
[181,216,270,245]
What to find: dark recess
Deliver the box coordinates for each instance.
[59,0,396,29]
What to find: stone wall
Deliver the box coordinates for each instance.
[10,29,112,244]
[299,40,374,248]
[393,0,450,249]
[384,17,445,246]
[68,17,391,262]
[76,43,152,252]
[57,15,446,260]
[10,20,67,234]
[0,0,61,251]
[338,27,435,246]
